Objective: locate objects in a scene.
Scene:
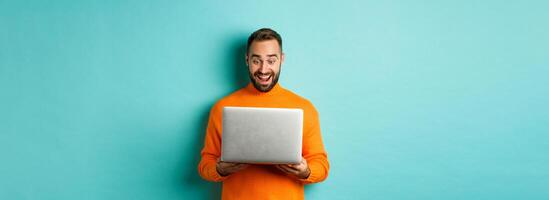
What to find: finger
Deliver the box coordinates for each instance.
[285,164,297,170]
[287,164,302,170]
[296,159,308,168]
[277,165,299,175]
[275,165,289,172]
[225,162,243,167]
[232,163,250,169]
[276,165,292,174]
[234,164,249,170]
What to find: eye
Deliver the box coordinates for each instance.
[268,59,276,65]
[252,59,260,65]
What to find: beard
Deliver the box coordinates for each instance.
[248,66,281,93]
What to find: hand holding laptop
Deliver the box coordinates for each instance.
[217,157,310,179]
[275,157,310,179]
[216,158,249,177]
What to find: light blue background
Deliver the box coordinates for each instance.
[1,1,548,199]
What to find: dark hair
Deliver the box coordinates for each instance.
[246,28,282,54]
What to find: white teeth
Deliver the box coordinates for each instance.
[257,75,270,81]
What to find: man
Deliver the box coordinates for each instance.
[198,28,329,200]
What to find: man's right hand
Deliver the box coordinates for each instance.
[216,159,249,177]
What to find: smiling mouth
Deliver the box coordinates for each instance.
[255,73,272,84]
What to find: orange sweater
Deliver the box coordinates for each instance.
[198,83,329,200]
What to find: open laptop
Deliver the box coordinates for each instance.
[221,106,303,164]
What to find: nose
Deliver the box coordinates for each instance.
[259,62,269,73]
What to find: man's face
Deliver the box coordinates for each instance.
[246,39,284,92]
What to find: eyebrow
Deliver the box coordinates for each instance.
[251,54,279,59]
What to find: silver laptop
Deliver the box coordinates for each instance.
[221,106,303,164]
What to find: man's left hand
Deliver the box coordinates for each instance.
[275,157,310,179]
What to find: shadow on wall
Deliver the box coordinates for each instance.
[179,34,249,199]
[229,35,250,89]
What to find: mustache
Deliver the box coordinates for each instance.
[254,71,274,77]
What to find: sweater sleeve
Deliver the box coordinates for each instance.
[299,106,330,184]
[197,106,228,182]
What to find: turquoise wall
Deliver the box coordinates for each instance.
[1,1,548,199]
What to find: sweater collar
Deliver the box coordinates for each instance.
[245,82,284,96]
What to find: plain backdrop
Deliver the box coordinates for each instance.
[1,0,548,199]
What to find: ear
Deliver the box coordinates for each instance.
[281,52,285,64]
[245,53,249,66]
